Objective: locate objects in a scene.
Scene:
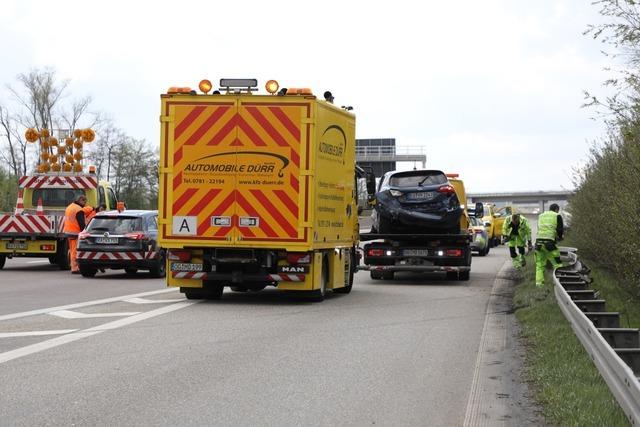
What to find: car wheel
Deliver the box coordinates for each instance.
[124,267,138,275]
[80,266,97,278]
[149,251,166,278]
[0,255,5,270]
[230,287,248,292]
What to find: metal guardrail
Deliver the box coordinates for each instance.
[554,248,640,425]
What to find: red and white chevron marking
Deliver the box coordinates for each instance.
[0,214,54,234]
[267,274,305,282]
[77,250,159,261]
[18,175,98,189]
[172,272,207,279]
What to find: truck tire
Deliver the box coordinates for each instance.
[382,271,395,280]
[309,257,328,302]
[56,240,70,270]
[80,266,97,277]
[458,270,470,281]
[446,271,458,280]
[0,255,5,270]
[183,288,205,300]
[334,248,355,294]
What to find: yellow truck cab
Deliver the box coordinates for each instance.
[0,128,118,270]
[158,79,362,301]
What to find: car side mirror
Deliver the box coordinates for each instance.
[474,202,484,218]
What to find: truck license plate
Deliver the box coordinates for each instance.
[6,242,27,250]
[171,262,203,272]
[96,237,118,244]
[402,249,430,256]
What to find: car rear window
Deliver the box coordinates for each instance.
[87,217,143,234]
[389,172,447,187]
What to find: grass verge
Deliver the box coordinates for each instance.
[514,252,629,426]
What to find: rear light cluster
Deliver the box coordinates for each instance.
[168,250,191,262]
[445,249,463,257]
[367,249,395,257]
[437,185,456,194]
[125,232,145,240]
[40,244,55,251]
[286,252,311,264]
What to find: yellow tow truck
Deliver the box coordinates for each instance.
[158,78,373,300]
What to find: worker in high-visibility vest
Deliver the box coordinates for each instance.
[534,203,564,287]
[502,212,532,269]
[63,195,88,274]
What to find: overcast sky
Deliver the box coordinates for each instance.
[0,0,614,192]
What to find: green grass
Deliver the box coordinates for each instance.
[514,252,629,426]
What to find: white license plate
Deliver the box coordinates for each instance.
[6,242,27,250]
[96,237,118,244]
[407,192,434,200]
[171,262,203,272]
[402,249,431,256]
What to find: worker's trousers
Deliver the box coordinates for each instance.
[534,239,562,286]
[507,236,526,269]
[68,237,78,272]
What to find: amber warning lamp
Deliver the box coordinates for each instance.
[199,79,213,94]
[265,80,279,94]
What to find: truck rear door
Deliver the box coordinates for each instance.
[161,97,311,245]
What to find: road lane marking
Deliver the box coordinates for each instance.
[0,329,79,338]
[26,260,49,264]
[0,288,178,322]
[0,301,198,364]
[49,310,141,319]
[124,297,185,304]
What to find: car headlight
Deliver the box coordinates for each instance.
[389,190,403,197]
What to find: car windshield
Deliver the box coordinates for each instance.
[31,188,86,207]
[87,217,143,234]
[388,172,447,187]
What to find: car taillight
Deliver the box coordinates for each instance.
[168,250,191,262]
[445,249,463,257]
[287,252,311,264]
[125,232,145,240]
[78,231,90,240]
[368,249,384,256]
[437,185,456,194]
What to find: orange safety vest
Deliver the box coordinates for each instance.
[63,202,83,233]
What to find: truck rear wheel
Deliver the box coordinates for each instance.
[334,248,355,294]
[0,255,5,270]
[203,281,224,300]
[309,257,328,302]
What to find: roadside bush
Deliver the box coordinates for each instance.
[569,120,640,297]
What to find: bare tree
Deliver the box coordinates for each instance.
[0,103,26,175]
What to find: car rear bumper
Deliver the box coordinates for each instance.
[77,250,160,270]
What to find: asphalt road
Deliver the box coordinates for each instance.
[0,247,509,426]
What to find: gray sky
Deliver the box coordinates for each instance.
[0,0,612,192]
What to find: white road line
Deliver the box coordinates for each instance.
[124,297,185,304]
[0,288,178,322]
[0,329,78,338]
[0,301,198,364]
[49,310,141,319]
[26,260,49,264]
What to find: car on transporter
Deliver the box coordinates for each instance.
[76,210,166,278]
